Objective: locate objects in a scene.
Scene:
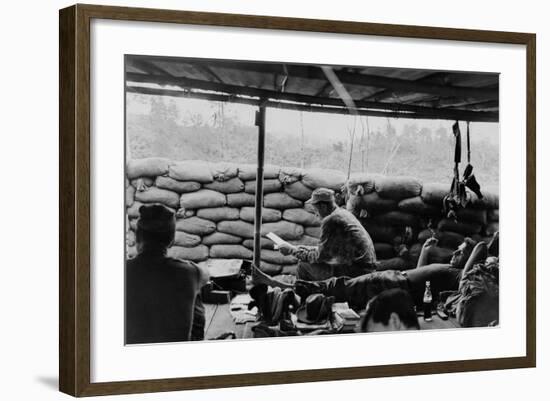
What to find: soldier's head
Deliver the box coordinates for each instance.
[361,289,420,332]
[450,237,476,268]
[135,204,176,253]
[306,188,337,218]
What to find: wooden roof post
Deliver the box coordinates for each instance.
[252,100,267,272]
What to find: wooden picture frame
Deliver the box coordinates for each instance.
[59,3,536,397]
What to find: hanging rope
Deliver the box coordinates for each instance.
[346,115,358,180]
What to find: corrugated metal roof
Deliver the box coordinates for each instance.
[125,55,499,122]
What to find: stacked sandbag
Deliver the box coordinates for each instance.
[125,158,499,276]
[345,175,499,267]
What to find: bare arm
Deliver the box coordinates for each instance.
[194,261,210,288]
[416,237,438,268]
[461,242,488,280]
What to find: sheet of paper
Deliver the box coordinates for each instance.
[265,232,291,250]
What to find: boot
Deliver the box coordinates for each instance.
[462,163,473,180]
[465,174,484,199]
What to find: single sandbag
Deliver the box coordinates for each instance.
[209,245,253,260]
[126,230,136,247]
[127,158,170,179]
[155,176,201,193]
[217,220,255,238]
[238,164,280,181]
[167,245,209,262]
[242,238,277,250]
[260,249,298,265]
[226,192,256,207]
[278,166,304,184]
[127,246,137,259]
[131,177,154,190]
[264,193,303,209]
[174,231,202,248]
[126,185,136,208]
[374,243,395,259]
[261,221,304,240]
[456,208,487,225]
[305,226,321,238]
[128,219,138,231]
[302,168,346,191]
[374,211,419,227]
[176,217,216,235]
[284,181,313,201]
[204,177,245,194]
[244,179,282,194]
[210,162,238,182]
[179,189,226,209]
[168,160,213,183]
[437,219,482,236]
[196,207,240,222]
[438,231,466,249]
[408,243,422,264]
[135,187,180,209]
[240,207,281,223]
[202,232,243,246]
[421,182,450,206]
[375,176,422,200]
[259,262,283,276]
[346,172,379,195]
[469,191,499,209]
[360,221,397,243]
[398,196,440,215]
[282,208,321,227]
[127,201,144,219]
[429,246,455,264]
[360,192,398,214]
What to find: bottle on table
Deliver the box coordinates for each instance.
[423,281,433,322]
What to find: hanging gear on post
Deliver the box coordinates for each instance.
[443,121,483,220]
[462,122,484,200]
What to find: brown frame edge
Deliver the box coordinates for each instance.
[59,3,536,397]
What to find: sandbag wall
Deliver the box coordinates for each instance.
[125,158,348,276]
[125,158,499,276]
[346,173,499,270]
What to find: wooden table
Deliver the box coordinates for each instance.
[204,303,459,340]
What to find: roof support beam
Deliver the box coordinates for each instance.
[126,72,498,121]
[126,85,499,122]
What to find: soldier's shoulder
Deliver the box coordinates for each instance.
[165,256,200,271]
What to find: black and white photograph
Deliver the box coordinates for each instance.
[124,55,500,344]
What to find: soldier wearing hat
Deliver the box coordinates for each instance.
[278,187,377,281]
[125,204,209,344]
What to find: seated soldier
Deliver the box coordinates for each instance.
[360,289,420,332]
[254,235,490,312]
[402,235,476,305]
[277,188,377,281]
[443,240,499,327]
[125,204,209,344]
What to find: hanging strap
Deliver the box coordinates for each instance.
[452,121,461,164]
[466,121,471,164]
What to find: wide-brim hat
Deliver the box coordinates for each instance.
[296,293,335,324]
